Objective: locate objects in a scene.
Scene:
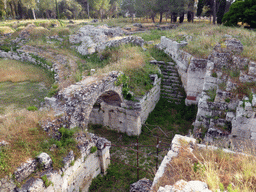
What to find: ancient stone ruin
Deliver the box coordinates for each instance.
[157,36,256,143]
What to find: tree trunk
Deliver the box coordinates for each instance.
[87,0,90,19]
[151,14,155,23]
[213,0,216,24]
[159,12,163,23]
[100,10,103,22]
[179,12,184,23]
[32,8,36,20]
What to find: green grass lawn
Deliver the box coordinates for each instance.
[0,81,49,114]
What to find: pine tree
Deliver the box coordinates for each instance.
[196,0,204,16]
[217,0,226,24]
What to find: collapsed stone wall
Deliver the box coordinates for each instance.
[156,36,256,142]
[0,133,110,192]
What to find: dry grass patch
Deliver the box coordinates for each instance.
[0,26,14,35]
[0,59,53,87]
[0,109,81,179]
[156,143,256,192]
[0,109,54,178]
[97,45,147,74]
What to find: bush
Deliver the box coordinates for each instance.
[90,146,97,154]
[41,175,53,187]
[27,106,38,111]
[222,0,256,28]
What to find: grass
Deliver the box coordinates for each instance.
[0,59,53,86]
[135,23,256,61]
[76,44,159,97]
[0,59,54,113]
[0,109,81,179]
[155,142,256,192]
[0,26,14,35]
[205,88,217,102]
[88,98,197,191]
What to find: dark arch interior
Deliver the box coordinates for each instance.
[93,90,122,108]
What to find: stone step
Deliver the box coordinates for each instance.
[161,88,179,92]
[162,85,181,89]
[167,62,175,66]
[162,96,182,101]
[162,79,180,83]
[161,66,176,70]
[162,74,178,79]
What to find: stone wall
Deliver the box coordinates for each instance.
[156,36,208,105]
[89,75,161,136]
[150,60,184,104]
[0,133,110,192]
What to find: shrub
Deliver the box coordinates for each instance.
[90,146,97,154]
[41,175,53,187]
[225,98,231,103]
[27,106,38,111]
[206,88,217,102]
[222,0,256,28]
[47,84,59,97]
[211,72,217,78]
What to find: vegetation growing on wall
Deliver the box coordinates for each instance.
[155,142,256,192]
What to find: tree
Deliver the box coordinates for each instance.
[156,0,169,23]
[222,0,256,28]
[187,0,195,22]
[216,0,226,24]
[92,0,110,21]
[121,0,135,21]
[21,0,37,19]
[37,0,56,18]
[0,0,5,19]
[196,0,204,17]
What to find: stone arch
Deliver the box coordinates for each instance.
[78,84,123,129]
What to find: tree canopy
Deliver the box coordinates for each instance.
[222,0,256,28]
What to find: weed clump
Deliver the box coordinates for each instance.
[90,146,97,154]
[41,175,53,187]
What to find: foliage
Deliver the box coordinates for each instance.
[27,106,38,111]
[196,0,204,16]
[47,84,59,97]
[90,146,98,154]
[206,88,217,102]
[41,175,54,187]
[222,0,256,28]
[217,0,226,24]
[211,72,217,78]
[146,98,197,135]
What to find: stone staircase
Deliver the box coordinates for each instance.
[150,60,185,104]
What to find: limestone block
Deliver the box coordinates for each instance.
[62,150,75,169]
[0,140,9,146]
[182,181,212,192]
[16,178,44,192]
[248,61,256,76]
[239,71,256,83]
[226,112,235,121]
[251,132,256,140]
[130,178,152,192]
[14,158,37,182]
[37,152,52,169]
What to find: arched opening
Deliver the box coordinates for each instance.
[95,90,122,107]
[88,90,141,136]
[89,90,122,126]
